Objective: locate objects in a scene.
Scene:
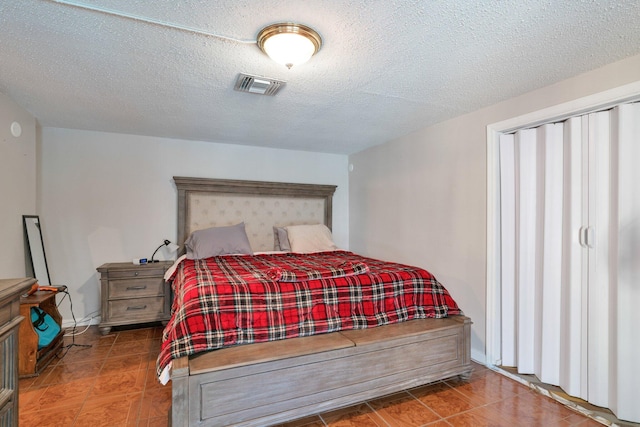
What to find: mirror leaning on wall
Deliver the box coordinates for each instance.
[23,215,51,286]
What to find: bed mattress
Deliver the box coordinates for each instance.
[157,250,462,379]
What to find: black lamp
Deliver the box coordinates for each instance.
[150,239,179,263]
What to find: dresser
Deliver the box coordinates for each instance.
[97,262,172,335]
[0,277,36,426]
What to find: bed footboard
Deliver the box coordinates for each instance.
[170,316,472,427]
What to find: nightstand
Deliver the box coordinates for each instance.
[97,261,173,335]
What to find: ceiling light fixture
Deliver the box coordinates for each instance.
[257,23,322,69]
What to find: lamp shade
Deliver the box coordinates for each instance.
[257,23,322,69]
[150,239,179,262]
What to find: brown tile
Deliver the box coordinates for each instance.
[368,391,441,426]
[19,403,83,427]
[444,405,509,426]
[25,363,58,387]
[321,403,387,426]
[140,415,171,427]
[102,353,149,373]
[90,367,147,398]
[143,344,162,364]
[18,385,48,413]
[445,370,527,406]
[560,412,605,426]
[489,391,576,425]
[57,343,112,364]
[15,325,631,426]
[64,327,111,347]
[74,392,143,426]
[114,327,154,342]
[275,415,326,426]
[89,335,117,348]
[569,417,608,426]
[410,382,480,417]
[138,387,172,420]
[149,336,162,349]
[27,377,95,413]
[18,375,40,389]
[36,359,103,386]
[144,366,168,392]
[562,412,591,424]
[110,337,153,355]
[151,326,165,339]
[470,361,488,371]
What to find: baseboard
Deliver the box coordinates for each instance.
[61,315,101,330]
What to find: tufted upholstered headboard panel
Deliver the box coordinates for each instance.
[174,177,337,253]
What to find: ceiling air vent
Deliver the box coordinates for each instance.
[234,73,286,96]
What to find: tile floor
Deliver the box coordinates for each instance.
[19,325,604,427]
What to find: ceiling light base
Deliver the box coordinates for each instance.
[257,23,322,69]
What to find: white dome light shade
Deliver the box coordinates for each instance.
[258,23,322,69]
[263,33,315,68]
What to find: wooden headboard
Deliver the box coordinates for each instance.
[174,177,337,252]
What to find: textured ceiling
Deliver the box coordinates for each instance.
[1,0,640,154]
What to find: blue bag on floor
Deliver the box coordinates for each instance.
[31,307,61,349]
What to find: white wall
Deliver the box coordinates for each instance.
[349,53,640,363]
[0,92,37,278]
[40,128,349,326]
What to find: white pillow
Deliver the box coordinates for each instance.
[285,224,337,253]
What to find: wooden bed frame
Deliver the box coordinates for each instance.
[168,177,473,427]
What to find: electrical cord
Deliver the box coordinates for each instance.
[55,289,92,358]
[46,0,257,44]
[63,309,100,337]
[63,315,97,337]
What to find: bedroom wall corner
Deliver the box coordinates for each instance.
[0,92,37,278]
[348,117,487,363]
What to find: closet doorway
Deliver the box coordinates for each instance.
[486,86,640,424]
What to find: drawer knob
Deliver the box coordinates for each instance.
[134,272,139,276]
[126,305,147,311]
[126,285,147,291]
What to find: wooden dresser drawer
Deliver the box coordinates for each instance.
[108,278,164,299]
[108,297,166,320]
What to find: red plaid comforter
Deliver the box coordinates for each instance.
[157,251,461,378]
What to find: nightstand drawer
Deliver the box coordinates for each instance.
[108,278,164,299]
[108,297,166,320]
[108,267,166,279]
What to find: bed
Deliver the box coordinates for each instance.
[162,177,472,427]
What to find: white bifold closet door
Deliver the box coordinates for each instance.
[610,103,640,422]
[499,103,640,423]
